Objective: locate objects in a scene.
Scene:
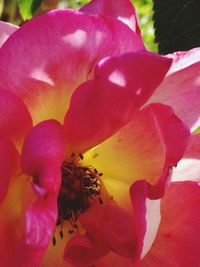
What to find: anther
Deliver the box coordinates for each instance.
[98,197,103,205]
[68,229,74,234]
[52,236,56,246]
[59,230,64,239]
[79,153,84,160]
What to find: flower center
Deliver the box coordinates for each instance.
[53,153,103,245]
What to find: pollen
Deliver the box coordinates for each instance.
[57,153,102,228]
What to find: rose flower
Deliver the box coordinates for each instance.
[0,0,200,267]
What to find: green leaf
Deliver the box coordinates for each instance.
[18,0,43,20]
[194,126,200,133]
[153,0,200,54]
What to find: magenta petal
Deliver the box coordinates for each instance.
[21,120,66,194]
[0,90,32,144]
[149,47,200,130]
[0,21,18,48]
[0,9,143,124]
[138,181,200,267]
[64,51,172,153]
[80,0,141,35]
[0,137,19,204]
[65,233,110,267]
[11,196,57,267]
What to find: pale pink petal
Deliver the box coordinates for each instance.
[80,0,141,35]
[0,137,19,205]
[172,133,200,182]
[82,103,189,200]
[0,9,143,124]
[0,21,18,48]
[130,181,161,261]
[64,51,172,153]
[149,47,200,130]
[138,181,200,267]
[0,90,32,146]
[21,120,66,194]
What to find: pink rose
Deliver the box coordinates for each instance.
[0,1,199,266]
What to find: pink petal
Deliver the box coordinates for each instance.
[21,119,66,194]
[82,103,189,200]
[95,252,134,267]
[64,197,138,266]
[130,181,161,260]
[80,0,141,35]
[172,133,200,182]
[65,233,110,267]
[0,137,19,204]
[0,9,143,125]
[0,90,32,146]
[149,47,200,130]
[64,51,172,153]
[0,21,18,48]
[15,120,67,266]
[138,181,200,267]
[10,196,58,267]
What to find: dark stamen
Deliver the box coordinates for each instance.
[56,156,102,228]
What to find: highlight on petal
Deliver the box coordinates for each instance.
[138,181,200,267]
[149,47,200,131]
[0,21,18,48]
[130,180,161,261]
[64,51,172,153]
[21,120,66,194]
[172,133,200,182]
[0,90,32,147]
[0,137,20,205]
[80,0,141,35]
[0,9,143,125]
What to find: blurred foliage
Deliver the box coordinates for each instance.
[153,0,200,54]
[18,0,43,20]
[0,0,157,52]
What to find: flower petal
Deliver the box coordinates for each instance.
[14,120,67,267]
[80,0,141,35]
[172,133,200,182]
[83,103,189,201]
[95,252,134,267]
[149,47,200,130]
[21,119,66,194]
[0,90,32,147]
[0,9,143,124]
[64,51,172,153]
[10,195,58,267]
[130,180,161,260]
[138,181,200,267]
[65,233,110,267]
[0,137,19,205]
[0,21,18,48]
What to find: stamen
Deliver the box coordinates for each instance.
[56,152,103,235]
[52,236,56,246]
